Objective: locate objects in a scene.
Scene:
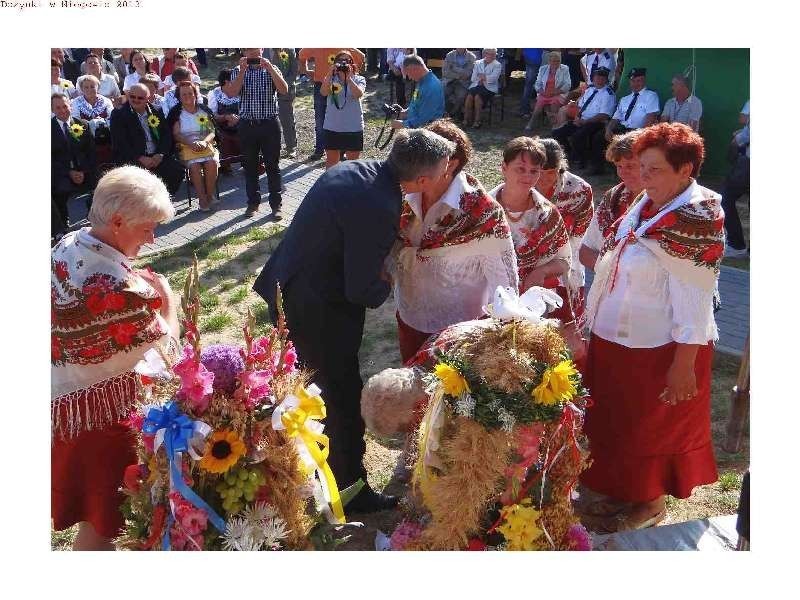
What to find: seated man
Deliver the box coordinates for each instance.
[603,67,659,140]
[390,54,445,130]
[110,83,185,195]
[462,48,502,129]
[442,48,476,120]
[660,73,703,132]
[80,48,119,84]
[51,94,96,240]
[551,67,616,174]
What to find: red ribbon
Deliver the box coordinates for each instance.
[608,230,637,293]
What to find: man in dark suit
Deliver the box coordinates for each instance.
[51,94,96,240]
[52,48,80,84]
[110,83,184,195]
[253,129,455,513]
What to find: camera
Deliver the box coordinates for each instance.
[335,61,351,73]
[382,103,401,118]
[94,123,111,144]
[246,57,261,66]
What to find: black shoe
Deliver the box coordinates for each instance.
[308,150,324,161]
[271,207,283,221]
[347,486,399,513]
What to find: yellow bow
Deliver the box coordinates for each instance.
[280,386,344,523]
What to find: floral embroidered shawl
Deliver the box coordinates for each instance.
[548,170,594,239]
[584,181,724,331]
[488,184,571,283]
[596,182,639,239]
[51,228,171,440]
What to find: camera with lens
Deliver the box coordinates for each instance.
[335,61,351,73]
[94,123,111,144]
[246,57,261,66]
[382,103,401,118]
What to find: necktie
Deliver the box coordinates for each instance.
[578,90,598,117]
[624,92,640,122]
[62,121,69,140]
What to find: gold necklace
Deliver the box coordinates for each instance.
[499,188,534,223]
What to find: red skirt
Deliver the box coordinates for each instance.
[396,312,434,365]
[579,334,718,502]
[51,422,137,539]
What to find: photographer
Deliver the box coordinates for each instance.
[320,51,367,169]
[389,55,444,130]
[228,48,288,219]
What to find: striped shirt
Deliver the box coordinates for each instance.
[231,65,278,119]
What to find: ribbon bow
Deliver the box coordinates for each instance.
[142,401,225,549]
[483,285,563,322]
[273,384,344,523]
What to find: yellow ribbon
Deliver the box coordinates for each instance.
[280,386,344,523]
[412,385,444,508]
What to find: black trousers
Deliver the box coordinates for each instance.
[150,155,185,195]
[721,154,749,250]
[571,121,607,166]
[51,173,94,238]
[239,118,282,209]
[589,122,632,166]
[266,273,369,489]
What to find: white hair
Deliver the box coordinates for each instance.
[77,74,100,90]
[88,166,175,227]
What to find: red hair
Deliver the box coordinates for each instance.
[633,122,705,177]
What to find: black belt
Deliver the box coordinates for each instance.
[240,117,277,124]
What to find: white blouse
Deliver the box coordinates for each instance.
[389,172,518,333]
[123,72,144,92]
[582,213,604,252]
[591,240,718,348]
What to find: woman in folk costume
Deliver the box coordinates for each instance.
[488,136,585,362]
[534,138,594,322]
[580,123,723,531]
[51,166,179,550]
[580,131,643,271]
[388,119,518,363]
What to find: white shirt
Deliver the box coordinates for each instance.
[576,84,616,119]
[613,87,660,129]
[470,59,502,93]
[591,239,718,348]
[582,213,604,253]
[123,72,143,92]
[582,50,616,85]
[52,79,76,99]
[390,172,518,333]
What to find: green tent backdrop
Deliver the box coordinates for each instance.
[620,48,750,176]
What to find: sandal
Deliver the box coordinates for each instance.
[614,508,667,532]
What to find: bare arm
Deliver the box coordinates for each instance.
[579,244,599,271]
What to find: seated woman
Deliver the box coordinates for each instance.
[208,68,242,168]
[52,58,77,99]
[462,48,502,129]
[580,131,643,272]
[83,53,122,106]
[168,82,219,212]
[387,118,518,362]
[52,165,179,550]
[122,49,153,92]
[320,50,366,169]
[581,123,723,531]
[534,138,594,322]
[525,51,571,132]
[72,75,115,145]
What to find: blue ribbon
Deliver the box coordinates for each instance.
[143,401,227,551]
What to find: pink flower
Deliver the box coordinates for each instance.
[566,523,592,551]
[389,520,424,550]
[249,336,273,363]
[278,345,298,375]
[240,369,273,407]
[175,503,208,536]
[173,345,215,413]
[169,525,204,551]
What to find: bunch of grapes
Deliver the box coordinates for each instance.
[216,466,266,514]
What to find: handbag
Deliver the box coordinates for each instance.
[178,141,215,162]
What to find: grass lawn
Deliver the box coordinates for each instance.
[52,51,750,549]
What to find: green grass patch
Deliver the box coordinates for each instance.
[218,279,238,292]
[244,226,273,242]
[199,290,220,311]
[229,286,249,304]
[252,302,270,325]
[718,471,742,493]
[201,311,234,332]
[207,248,229,261]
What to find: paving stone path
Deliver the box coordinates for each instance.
[66,161,749,356]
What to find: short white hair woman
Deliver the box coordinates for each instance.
[51,166,179,550]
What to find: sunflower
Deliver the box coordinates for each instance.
[331,82,343,95]
[531,359,578,406]
[327,54,336,65]
[196,113,210,129]
[200,429,246,474]
[147,114,160,128]
[61,80,71,89]
[279,51,289,62]
[434,363,470,397]
[69,123,85,138]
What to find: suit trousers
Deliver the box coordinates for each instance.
[721,154,749,250]
[239,118,282,209]
[570,121,607,166]
[313,82,327,154]
[268,273,369,489]
[277,91,298,151]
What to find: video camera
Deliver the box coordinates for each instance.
[382,103,402,118]
[335,61,351,74]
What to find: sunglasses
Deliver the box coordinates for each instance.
[128,94,147,100]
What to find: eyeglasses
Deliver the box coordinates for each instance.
[127,95,147,100]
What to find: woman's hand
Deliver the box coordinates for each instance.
[661,348,699,406]
[562,322,587,363]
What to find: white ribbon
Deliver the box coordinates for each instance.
[483,285,563,322]
[142,402,212,461]
[134,348,171,379]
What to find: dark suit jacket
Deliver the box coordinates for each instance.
[110,103,174,165]
[51,116,96,192]
[254,160,402,312]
